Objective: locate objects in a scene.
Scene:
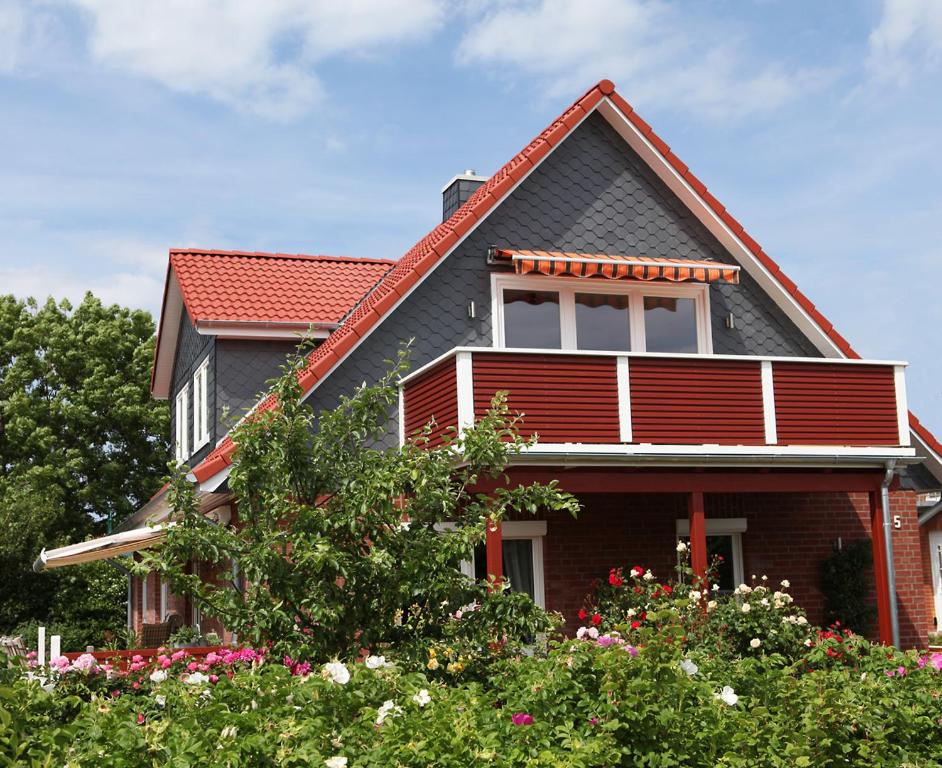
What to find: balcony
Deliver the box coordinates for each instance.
[399,348,914,462]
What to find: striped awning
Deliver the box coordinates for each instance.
[491,249,740,284]
[33,523,172,571]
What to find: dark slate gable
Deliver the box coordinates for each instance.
[310,111,821,446]
[215,339,299,435]
[170,307,215,465]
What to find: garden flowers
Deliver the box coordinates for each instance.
[324,757,348,768]
[679,659,699,676]
[365,655,388,669]
[324,662,351,685]
[511,713,534,726]
[412,688,431,707]
[375,699,402,726]
[715,686,739,706]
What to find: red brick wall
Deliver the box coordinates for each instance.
[530,489,929,648]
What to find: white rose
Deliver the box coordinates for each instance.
[185,672,209,685]
[629,568,640,578]
[325,757,348,768]
[781,579,790,589]
[413,688,431,707]
[155,694,166,708]
[626,608,637,618]
[643,570,654,581]
[365,655,387,670]
[149,669,167,684]
[676,541,688,552]
[689,591,701,602]
[707,600,718,610]
[679,659,698,676]
[741,603,751,613]
[750,638,761,649]
[375,699,402,725]
[804,638,813,647]
[796,616,807,625]
[715,686,738,706]
[324,662,350,685]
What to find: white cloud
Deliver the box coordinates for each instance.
[868,0,942,84]
[65,0,447,119]
[1,264,164,313]
[456,0,831,119]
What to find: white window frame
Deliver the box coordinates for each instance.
[192,356,210,451]
[441,520,547,608]
[675,517,746,588]
[491,273,713,354]
[141,572,150,624]
[160,578,169,621]
[175,383,190,462]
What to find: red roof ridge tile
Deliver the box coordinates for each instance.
[186,77,942,483]
[169,247,396,266]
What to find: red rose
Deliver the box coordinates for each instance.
[591,613,602,626]
[578,608,587,621]
[631,620,641,630]
[633,566,644,575]
[662,585,673,595]
[608,569,624,587]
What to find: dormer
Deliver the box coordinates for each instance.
[151,249,393,466]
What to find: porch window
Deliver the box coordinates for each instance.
[174,384,190,462]
[454,520,546,607]
[675,518,746,593]
[192,356,210,450]
[494,275,711,353]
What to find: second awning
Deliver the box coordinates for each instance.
[33,523,172,572]
[491,249,740,284]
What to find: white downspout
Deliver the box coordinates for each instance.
[881,460,900,647]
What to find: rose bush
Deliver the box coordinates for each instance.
[4,621,942,767]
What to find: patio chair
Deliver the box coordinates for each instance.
[0,635,27,660]
[139,621,171,648]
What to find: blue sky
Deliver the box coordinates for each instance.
[1,0,940,432]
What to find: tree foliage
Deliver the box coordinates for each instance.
[149,348,579,660]
[0,293,169,642]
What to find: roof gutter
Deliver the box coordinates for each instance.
[918,499,942,526]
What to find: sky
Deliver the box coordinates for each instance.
[0,0,940,432]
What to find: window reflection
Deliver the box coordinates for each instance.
[644,296,697,353]
[575,293,630,351]
[503,290,561,348]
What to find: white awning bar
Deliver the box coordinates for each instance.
[33,523,172,572]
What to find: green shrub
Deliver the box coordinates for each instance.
[820,539,877,635]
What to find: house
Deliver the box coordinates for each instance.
[35,80,942,649]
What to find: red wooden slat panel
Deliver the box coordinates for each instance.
[630,357,765,444]
[472,353,620,443]
[773,362,899,446]
[402,358,458,447]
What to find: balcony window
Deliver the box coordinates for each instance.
[174,384,190,462]
[495,275,711,353]
[575,292,631,351]
[643,296,697,353]
[192,356,210,450]
[502,289,561,349]
[676,518,746,593]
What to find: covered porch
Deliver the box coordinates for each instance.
[473,468,927,648]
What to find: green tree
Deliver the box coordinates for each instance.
[0,293,169,643]
[149,348,578,660]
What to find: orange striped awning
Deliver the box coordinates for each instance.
[491,249,740,284]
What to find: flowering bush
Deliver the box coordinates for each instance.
[5,619,942,766]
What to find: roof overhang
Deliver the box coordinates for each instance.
[194,319,336,340]
[151,269,184,400]
[33,523,172,572]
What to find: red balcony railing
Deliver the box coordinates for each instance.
[399,348,912,457]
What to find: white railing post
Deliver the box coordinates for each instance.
[616,356,632,443]
[50,635,61,662]
[760,361,778,445]
[37,626,45,667]
[894,365,910,447]
[397,386,405,447]
[456,352,475,436]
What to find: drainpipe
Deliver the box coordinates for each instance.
[881,460,900,647]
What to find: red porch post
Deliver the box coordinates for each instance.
[869,490,894,645]
[486,518,503,590]
[688,492,707,582]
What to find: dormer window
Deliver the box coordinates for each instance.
[192,356,210,450]
[175,383,190,462]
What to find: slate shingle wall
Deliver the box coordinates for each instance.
[215,339,301,435]
[170,308,215,466]
[310,112,820,446]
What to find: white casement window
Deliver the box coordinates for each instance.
[676,517,746,593]
[436,520,547,608]
[141,572,150,623]
[160,578,169,621]
[192,356,210,450]
[175,384,190,462]
[492,273,712,354]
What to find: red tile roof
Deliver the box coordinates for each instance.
[188,78,942,483]
[170,249,394,326]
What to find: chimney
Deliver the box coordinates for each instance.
[441,170,488,221]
